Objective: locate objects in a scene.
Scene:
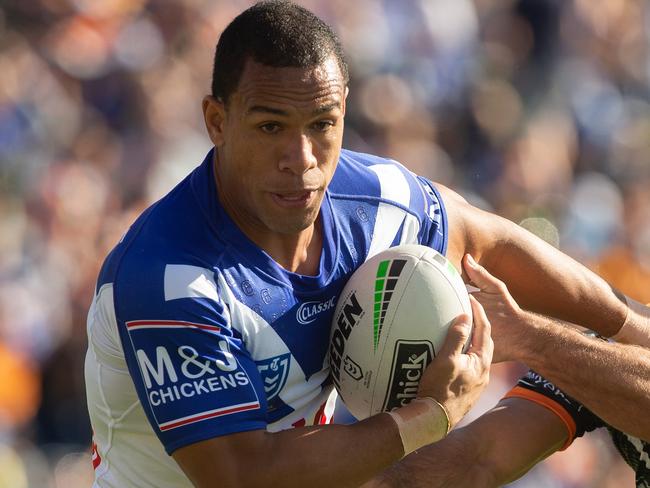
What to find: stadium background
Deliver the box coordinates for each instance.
[0,0,648,486]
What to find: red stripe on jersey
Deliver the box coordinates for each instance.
[126,320,221,332]
[314,401,328,425]
[159,402,260,431]
[292,418,306,428]
[91,440,102,469]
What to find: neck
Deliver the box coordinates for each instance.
[212,151,323,276]
[256,218,323,275]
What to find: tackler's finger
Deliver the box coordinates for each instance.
[463,254,505,295]
[468,295,493,363]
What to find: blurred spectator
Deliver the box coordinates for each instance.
[0,0,647,486]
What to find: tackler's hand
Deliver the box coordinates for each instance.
[463,254,524,363]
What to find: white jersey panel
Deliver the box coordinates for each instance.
[367,164,421,259]
[399,213,421,245]
[214,272,336,431]
[85,285,191,488]
[627,435,650,470]
[163,264,220,302]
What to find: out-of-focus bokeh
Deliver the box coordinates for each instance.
[0,0,648,486]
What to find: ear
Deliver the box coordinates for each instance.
[202,95,227,146]
[342,86,350,116]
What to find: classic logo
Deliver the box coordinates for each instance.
[382,340,434,411]
[257,353,291,402]
[343,355,363,381]
[296,296,337,325]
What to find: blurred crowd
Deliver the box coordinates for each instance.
[0,0,648,486]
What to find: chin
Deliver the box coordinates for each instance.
[267,210,319,235]
[271,219,314,235]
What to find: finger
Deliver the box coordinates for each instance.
[467,295,494,364]
[438,313,472,358]
[463,254,504,294]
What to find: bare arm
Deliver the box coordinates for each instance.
[438,184,628,338]
[172,306,492,488]
[174,415,402,488]
[366,397,568,488]
[465,256,650,441]
[515,319,650,441]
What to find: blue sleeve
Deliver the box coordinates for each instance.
[114,272,268,455]
[415,176,448,255]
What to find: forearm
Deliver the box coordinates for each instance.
[259,415,403,488]
[175,396,456,488]
[367,398,567,488]
[363,432,496,488]
[481,217,625,337]
[176,413,403,488]
[440,186,627,337]
[514,311,650,440]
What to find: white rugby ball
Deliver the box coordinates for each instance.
[329,244,471,420]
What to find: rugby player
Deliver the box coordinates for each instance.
[370,259,650,488]
[84,2,645,487]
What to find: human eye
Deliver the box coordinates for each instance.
[312,120,335,132]
[259,122,282,134]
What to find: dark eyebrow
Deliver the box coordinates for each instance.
[247,105,289,116]
[246,102,341,117]
[312,102,341,115]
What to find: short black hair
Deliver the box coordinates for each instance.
[211,1,349,102]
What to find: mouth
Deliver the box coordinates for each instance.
[270,190,318,208]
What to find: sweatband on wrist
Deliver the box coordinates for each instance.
[385,397,451,457]
[613,296,650,348]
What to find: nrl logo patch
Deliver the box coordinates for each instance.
[343,355,363,381]
[257,353,291,402]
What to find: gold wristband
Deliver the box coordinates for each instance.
[431,398,451,436]
[386,397,451,457]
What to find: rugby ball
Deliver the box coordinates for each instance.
[329,244,471,420]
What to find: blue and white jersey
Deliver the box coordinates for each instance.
[85,148,448,487]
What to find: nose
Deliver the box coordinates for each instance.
[278,133,318,175]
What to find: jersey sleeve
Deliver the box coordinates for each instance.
[414,176,448,255]
[114,265,268,455]
[504,370,605,450]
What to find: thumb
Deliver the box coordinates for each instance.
[438,313,472,358]
[463,254,502,293]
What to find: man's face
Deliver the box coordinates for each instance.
[204,56,347,237]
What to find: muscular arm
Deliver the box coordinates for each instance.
[174,414,402,488]
[367,398,568,488]
[438,185,628,338]
[507,312,650,441]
